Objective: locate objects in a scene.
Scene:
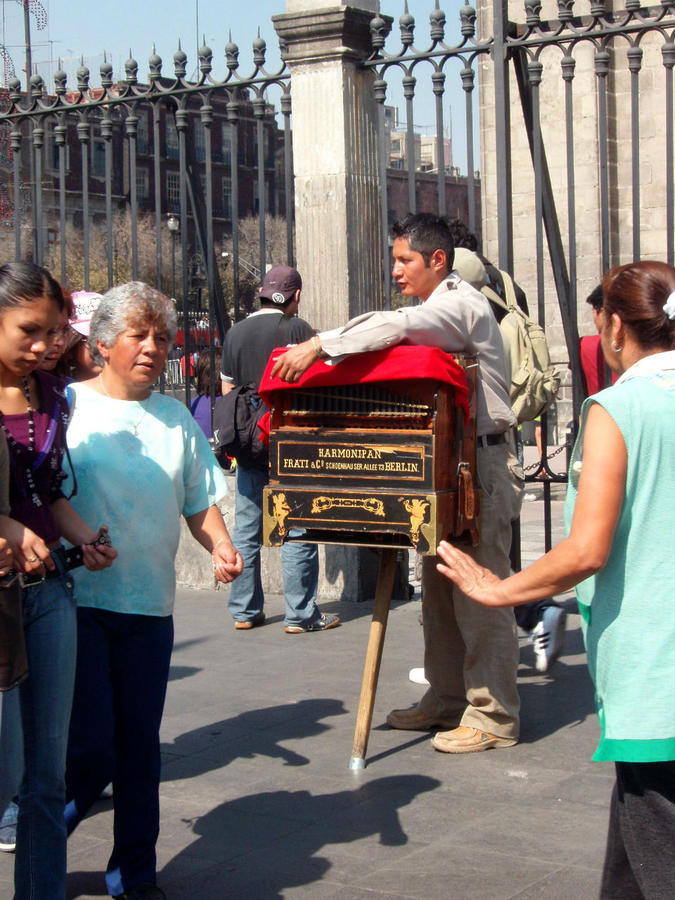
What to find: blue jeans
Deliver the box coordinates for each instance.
[65,608,174,897]
[15,565,77,900]
[0,688,22,814]
[228,465,320,627]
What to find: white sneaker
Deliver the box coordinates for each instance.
[530,606,567,673]
[408,667,430,686]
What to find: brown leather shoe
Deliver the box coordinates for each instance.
[234,612,266,630]
[431,725,517,753]
[386,705,458,731]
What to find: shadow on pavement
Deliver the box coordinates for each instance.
[67,872,107,898]
[518,623,596,743]
[161,698,348,782]
[160,774,440,898]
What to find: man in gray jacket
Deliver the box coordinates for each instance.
[272,214,522,753]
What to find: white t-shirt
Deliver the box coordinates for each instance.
[65,382,228,616]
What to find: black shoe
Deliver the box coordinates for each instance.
[114,884,167,900]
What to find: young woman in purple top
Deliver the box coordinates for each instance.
[0,262,117,900]
[190,348,217,440]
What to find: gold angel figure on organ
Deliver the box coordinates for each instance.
[400,498,430,546]
[271,492,291,536]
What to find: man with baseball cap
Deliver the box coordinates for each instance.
[220,266,340,634]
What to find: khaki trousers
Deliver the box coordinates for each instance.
[418,441,523,739]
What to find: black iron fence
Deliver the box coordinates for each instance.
[363,0,675,558]
[0,37,292,340]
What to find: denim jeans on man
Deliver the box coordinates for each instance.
[65,607,173,897]
[228,465,320,626]
[14,563,77,900]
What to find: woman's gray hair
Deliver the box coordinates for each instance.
[88,282,178,365]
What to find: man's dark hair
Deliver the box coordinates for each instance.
[586,284,603,312]
[390,213,454,271]
[445,218,478,253]
[259,294,294,309]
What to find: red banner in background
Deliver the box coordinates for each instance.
[175,328,211,346]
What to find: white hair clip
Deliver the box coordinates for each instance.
[664,291,675,320]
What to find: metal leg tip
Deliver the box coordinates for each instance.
[349,757,366,770]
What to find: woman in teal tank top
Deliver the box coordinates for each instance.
[435,260,675,899]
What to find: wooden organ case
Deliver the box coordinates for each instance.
[262,349,480,552]
[259,346,480,769]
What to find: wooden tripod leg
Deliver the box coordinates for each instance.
[349,548,398,770]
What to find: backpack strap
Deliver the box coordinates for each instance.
[496,270,519,312]
[481,283,510,316]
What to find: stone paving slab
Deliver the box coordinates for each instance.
[0,486,612,900]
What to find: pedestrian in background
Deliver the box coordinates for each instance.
[220,266,339,634]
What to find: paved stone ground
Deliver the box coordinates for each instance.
[0,462,613,900]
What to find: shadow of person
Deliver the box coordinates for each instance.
[160,774,440,898]
[168,665,202,682]
[66,871,108,898]
[161,698,347,781]
[322,545,411,608]
[518,624,597,743]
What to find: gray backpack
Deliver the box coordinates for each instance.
[481,271,560,423]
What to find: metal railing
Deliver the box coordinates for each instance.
[362,0,675,560]
[0,37,292,343]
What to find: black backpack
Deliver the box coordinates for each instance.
[212,383,269,470]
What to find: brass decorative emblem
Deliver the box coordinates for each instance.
[399,498,430,547]
[271,492,291,536]
[311,496,385,517]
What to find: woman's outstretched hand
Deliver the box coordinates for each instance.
[436,540,505,607]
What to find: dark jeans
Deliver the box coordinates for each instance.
[514,599,556,632]
[15,567,77,900]
[65,607,174,897]
[601,760,675,899]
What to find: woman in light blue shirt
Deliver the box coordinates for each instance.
[63,283,242,900]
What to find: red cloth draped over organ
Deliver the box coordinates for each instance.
[259,345,480,554]
[258,345,470,446]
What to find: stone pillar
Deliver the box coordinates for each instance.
[270,3,408,603]
[273,0,384,331]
